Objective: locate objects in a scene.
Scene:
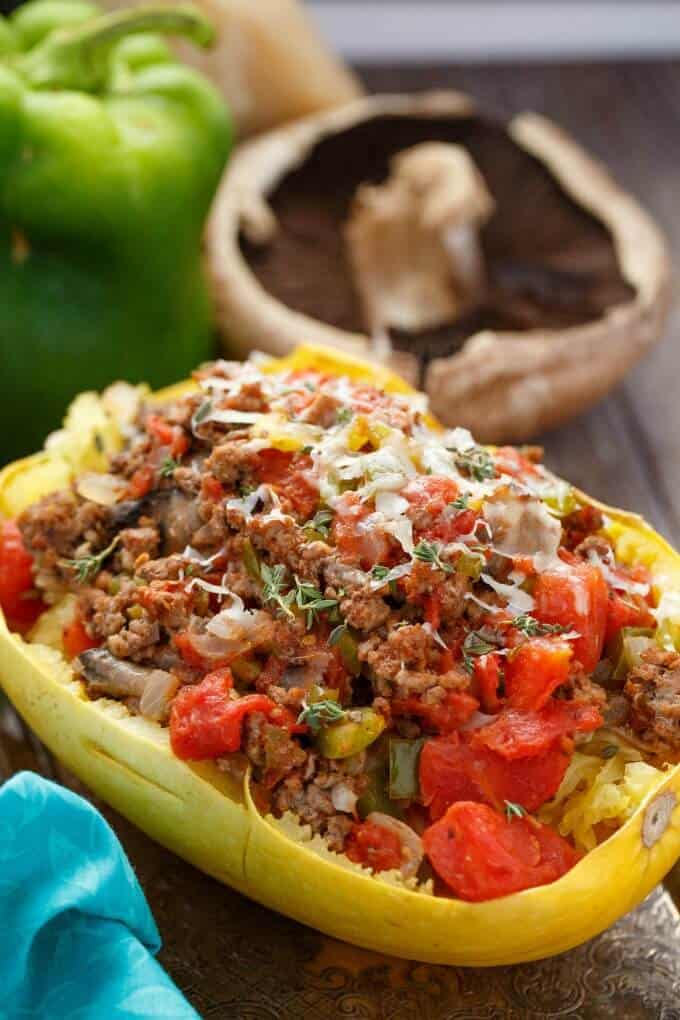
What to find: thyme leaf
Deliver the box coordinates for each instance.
[511,614,568,638]
[413,540,453,574]
[504,800,527,820]
[160,456,179,478]
[61,535,120,584]
[260,563,295,618]
[297,699,346,734]
[453,446,497,482]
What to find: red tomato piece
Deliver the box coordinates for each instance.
[422,590,441,630]
[504,638,573,711]
[170,672,274,760]
[493,446,540,479]
[127,466,155,499]
[404,476,459,518]
[605,591,656,644]
[471,701,603,760]
[392,691,479,735]
[345,820,403,872]
[255,449,318,519]
[0,521,44,632]
[62,616,100,659]
[473,653,503,713]
[533,559,608,672]
[173,631,228,671]
[419,735,570,817]
[332,492,392,567]
[145,414,189,458]
[422,801,580,901]
[201,475,224,502]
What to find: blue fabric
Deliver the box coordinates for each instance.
[0,772,199,1020]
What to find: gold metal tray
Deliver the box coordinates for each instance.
[2,698,679,1019]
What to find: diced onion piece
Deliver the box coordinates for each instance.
[76,472,127,507]
[332,783,358,813]
[366,813,424,879]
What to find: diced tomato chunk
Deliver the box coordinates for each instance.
[605,591,656,644]
[255,449,318,519]
[473,653,503,713]
[403,477,479,543]
[145,414,189,458]
[422,590,441,629]
[392,691,479,735]
[173,631,229,671]
[419,734,570,817]
[127,466,155,499]
[471,701,603,760]
[201,475,224,502]
[533,559,608,672]
[423,802,580,901]
[62,616,100,659]
[0,520,44,632]
[332,492,392,567]
[504,638,573,711]
[493,446,541,479]
[345,820,403,873]
[170,672,274,759]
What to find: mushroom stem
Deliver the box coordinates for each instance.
[344,142,495,338]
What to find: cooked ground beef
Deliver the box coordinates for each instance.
[625,648,680,761]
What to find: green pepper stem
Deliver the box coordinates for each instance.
[15,4,215,91]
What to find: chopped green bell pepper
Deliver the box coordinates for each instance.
[314,707,386,759]
[0,0,232,462]
[388,737,424,800]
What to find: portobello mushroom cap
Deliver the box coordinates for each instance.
[207,92,672,442]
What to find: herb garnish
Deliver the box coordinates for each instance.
[192,397,213,427]
[371,565,390,580]
[260,563,295,618]
[293,577,338,630]
[511,614,569,638]
[462,629,499,673]
[504,800,527,820]
[336,406,353,426]
[304,508,333,539]
[61,536,120,584]
[297,699,347,733]
[453,446,497,482]
[160,456,179,478]
[413,540,453,574]
[450,493,471,511]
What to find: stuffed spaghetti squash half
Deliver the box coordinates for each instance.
[1,344,680,965]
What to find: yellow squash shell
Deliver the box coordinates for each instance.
[1,344,680,965]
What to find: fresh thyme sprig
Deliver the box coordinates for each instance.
[336,406,353,426]
[504,800,527,821]
[293,576,338,630]
[304,509,333,539]
[450,493,471,510]
[453,446,497,482]
[413,540,453,574]
[461,628,500,673]
[61,535,121,584]
[260,563,295,618]
[297,699,347,733]
[511,614,568,638]
[159,456,179,478]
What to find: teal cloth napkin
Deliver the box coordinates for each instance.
[0,771,199,1020]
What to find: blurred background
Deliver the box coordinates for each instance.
[308,0,680,62]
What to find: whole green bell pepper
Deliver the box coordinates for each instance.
[0,1,232,462]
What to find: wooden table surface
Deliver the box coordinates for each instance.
[3,59,680,1018]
